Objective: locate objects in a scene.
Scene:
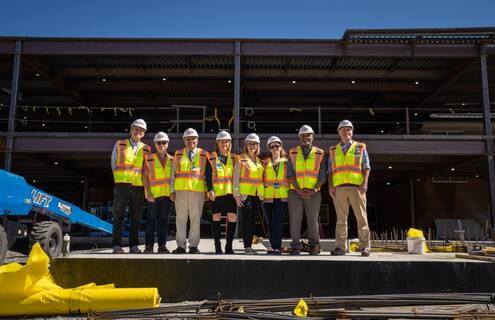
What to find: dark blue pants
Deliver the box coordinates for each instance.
[145,196,171,246]
[112,184,144,248]
[263,199,288,250]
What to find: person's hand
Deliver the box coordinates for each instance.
[358,183,368,194]
[295,188,305,197]
[146,194,155,203]
[304,188,316,198]
[235,196,244,207]
[169,192,176,202]
[329,187,336,199]
[207,191,216,201]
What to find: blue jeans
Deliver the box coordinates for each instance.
[263,199,288,250]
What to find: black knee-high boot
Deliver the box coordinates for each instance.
[225,221,236,254]
[211,220,222,254]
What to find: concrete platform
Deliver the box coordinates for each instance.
[51,240,495,302]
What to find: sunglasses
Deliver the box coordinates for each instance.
[155,141,168,146]
[269,144,281,149]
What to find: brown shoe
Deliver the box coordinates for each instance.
[157,245,169,253]
[143,244,154,254]
[309,246,320,256]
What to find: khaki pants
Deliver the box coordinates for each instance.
[288,190,321,247]
[332,186,370,251]
[175,191,205,249]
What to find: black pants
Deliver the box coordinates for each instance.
[112,183,144,248]
[145,196,171,246]
[240,195,262,248]
[263,199,288,250]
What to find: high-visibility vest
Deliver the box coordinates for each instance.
[329,141,366,187]
[239,154,264,197]
[208,151,235,197]
[173,148,208,192]
[113,139,151,186]
[145,152,172,198]
[263,158,289,200]
[289,146,324,190]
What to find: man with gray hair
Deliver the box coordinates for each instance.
[328,120,371,257]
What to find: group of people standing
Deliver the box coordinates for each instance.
[110,119,371,256]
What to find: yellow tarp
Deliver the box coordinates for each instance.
[0,243,160,316]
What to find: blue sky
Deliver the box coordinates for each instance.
[0,0,494,39]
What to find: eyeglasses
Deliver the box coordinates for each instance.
[269,144,281,149]
[155,141,168,146]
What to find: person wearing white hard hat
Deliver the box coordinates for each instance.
[233,133,264,254]
[328,120,371,257]
[286,124,326,255]
[142,132,172,254]
[110,119,151,254]
[205,131,237,254]
[262,136,289,255]
[170,128,208,254]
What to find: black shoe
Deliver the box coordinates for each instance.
[215,245,223,254]
[289,247,300,255]
[309,246,320,256]
[143,244,154,254]
[157,245,169,254]
[225,242,235,254]
[172,247,187,254]
[189,246,200,254]
[331,247,346,256]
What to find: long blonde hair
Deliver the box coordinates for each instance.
[215,140,231,155]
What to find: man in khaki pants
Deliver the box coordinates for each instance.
[328,120,371,257]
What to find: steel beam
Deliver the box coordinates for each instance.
[4,41,22,171]
[233,41,241,151]
[480,45,495,228]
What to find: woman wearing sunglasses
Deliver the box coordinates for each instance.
[233,133,264,254]
[262,136,289,255]
[143,132,173,254]
[205,131,237,254]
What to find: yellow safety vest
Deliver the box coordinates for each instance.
[173,148,208,192]
[329,141,365,187]
[113,139,151,187]
[263,158,289,200]
[208,151,235,197]
[289,146,324,190]
[239,155,264,197]
[145,152,172,198]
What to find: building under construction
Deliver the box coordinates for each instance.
[0,27,494,239]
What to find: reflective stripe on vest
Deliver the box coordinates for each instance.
[146,152,172,198]
[173,148,207,192]
[329,141,365,187]
[113,139,150,186]
[239,155,264,197]
[208,151,235,197]
[289,146,323,189]
[264,159,289,200]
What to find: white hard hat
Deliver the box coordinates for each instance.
[245,133,260,144]
[337,120,354,132]
[154,131,169,143]
[131,119,147,131]
[267,136,282,148]
[298,125,314,136]
[183,128,199,139]
[216,130,232,141]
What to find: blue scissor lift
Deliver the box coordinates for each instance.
[0,169,112,264]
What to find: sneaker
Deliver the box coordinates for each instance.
[244,247,257,254]
[189,246,200,254]
[309,246,320,256]
[112,246,124,254]
[361,248,371,257]
[266,249,274,255]
[331,247,346,256]
[129,246,142,254]
[157,245,169,254]
[143,244,154,254]
[273,249,282,255]
[172,247,187,254]
[289,247,300,255]
[214,243,223,254]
